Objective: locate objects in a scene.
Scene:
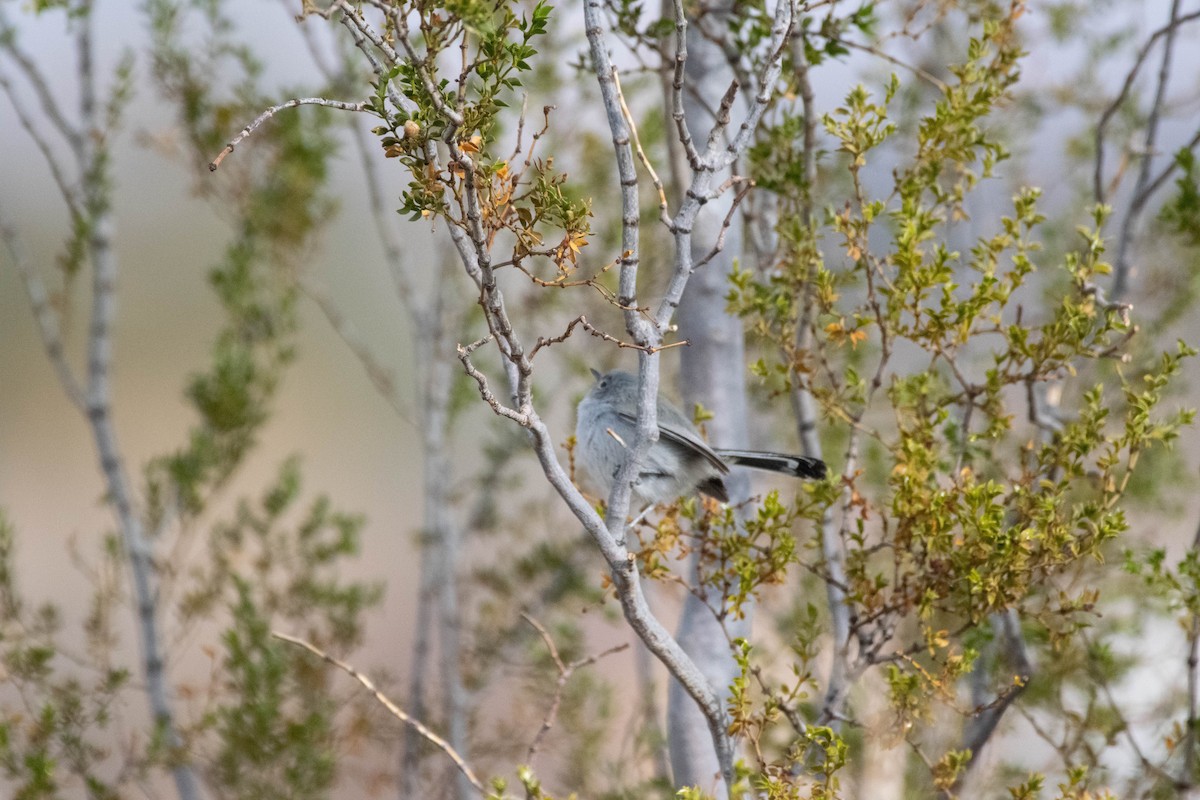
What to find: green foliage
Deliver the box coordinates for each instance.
[185,458,382,643]
[364,0,592,283]
[1161,148,1200,246]
[191,459,383,799]
[719,4,1194,794]
[8,0,1200,797]
[210,579,337,800]
[641,492,805,620]
[147,4,374,781]
[0,513,130,800]
[145,0,338,522]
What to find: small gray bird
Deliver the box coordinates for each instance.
[575,370,826,503]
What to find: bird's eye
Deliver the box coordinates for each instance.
[599,379,609,389]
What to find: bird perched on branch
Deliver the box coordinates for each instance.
[576,370,826,504]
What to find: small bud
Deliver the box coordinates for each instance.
[403,120,420,140]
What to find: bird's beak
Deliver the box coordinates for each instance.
[590,368,602,382]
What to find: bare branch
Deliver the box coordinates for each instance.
[0,68,81,215]
[330,5,411,113]
[1142,124,1200,206]
[208,97,367,171]
[692,179,752,270]
[75,7,202,797]
[521,613,630,763]
[456,338,529,424]
[506,252,659,316]
[720,1,794,168]
[1093,5,1200,204]
[299,276,415,425]
[584,0,652,355]
[1185,510,1200,784]
[272,631,487,795]
[530,315,685,359]
[0,5,83,154]
[0,203,86,410]
[613,65,672,228]
[655,0,795,332]
[1111,0,1189,299]
[668,0,701,169]
[386,2,465,128]
[832,36,949,92]
[953,609,1034,789]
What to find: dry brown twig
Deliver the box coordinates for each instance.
[520,613,630,763]
[272,630,487,795]
[530,315,688,359]
[612,64,672,227]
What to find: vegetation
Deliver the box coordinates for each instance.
[2,0,1199,798]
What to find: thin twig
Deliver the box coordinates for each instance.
[330,4,411,113]
[208,97,367,171]
[457,337,529,424]
[1111,0,1187,299]
[0,5,83,153]
[387,2,465,128]
[0,69,82,216]
[832,36,949,91]
[272,631,486,795]
[692,180,753,270]
[1184,507,1200,784]
[0,203,86,410]
[952,610,1033,791]
[668,0,700,169]
[506,252,656,317]
[521,613,629,763]
[1093,6,1200,204]
[529,315,685,359]
[612,65,672,228]
[1081,628,1180,787]
[299,276,415,426]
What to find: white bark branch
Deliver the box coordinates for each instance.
[0,203,86,410]
[208,97,367,171]
[3,7,202,797]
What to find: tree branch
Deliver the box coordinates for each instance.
[208,97,367,171]
[0,203,86,410]
[1182,509,1200,786]
[1092,5,1200,205]
[952,609,1033,792]
[0,4,83,155]
[272,631,487,795]
[521,613,630,764]
[299,276,414,425]
[1110,0,1187,299]
[3,7,203,798]
[0,68,82,216]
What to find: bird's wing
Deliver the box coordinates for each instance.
[617,412,729,474]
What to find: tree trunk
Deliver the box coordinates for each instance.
[667,2,752,794]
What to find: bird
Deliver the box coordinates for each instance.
[575,369,826,503]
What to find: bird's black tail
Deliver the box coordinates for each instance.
[715,450,827,480]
